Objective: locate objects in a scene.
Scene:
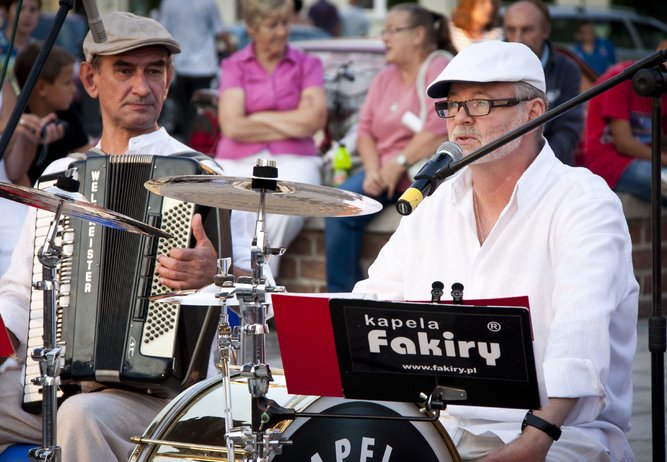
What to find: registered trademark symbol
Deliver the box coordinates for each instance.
[487,322,501,332]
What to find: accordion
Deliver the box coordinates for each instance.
[23,153,231,413]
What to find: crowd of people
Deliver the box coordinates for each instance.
[0,0,662,460]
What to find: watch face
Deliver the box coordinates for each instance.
[396,154,408,166]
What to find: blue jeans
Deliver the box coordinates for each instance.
[325,171,400,292]
[615,159,666,204]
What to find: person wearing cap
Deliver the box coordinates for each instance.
[503,0,584,167]
[0,11,269,460]
[355,40,637,461]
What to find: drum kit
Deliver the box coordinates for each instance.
[0,159,461,462]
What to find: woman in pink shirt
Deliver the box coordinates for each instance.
[325,3,454,292]
[216,0,327,276]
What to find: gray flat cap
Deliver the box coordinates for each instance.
[83,11,181,62]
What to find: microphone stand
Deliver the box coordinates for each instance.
[0,2,73,460]
[0,0,74,163]
[426,48,667,462]
[633,66,667,462]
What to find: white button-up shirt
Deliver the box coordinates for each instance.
[355,141,638,459]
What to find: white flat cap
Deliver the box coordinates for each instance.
[427,40,546,98]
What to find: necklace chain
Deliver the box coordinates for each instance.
[473,191,487,244]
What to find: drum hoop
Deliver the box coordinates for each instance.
[131,371,462,462]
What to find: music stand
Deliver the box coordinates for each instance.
[329,299,541,409]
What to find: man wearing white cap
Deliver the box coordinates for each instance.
[0,11,266,460]
[355,40,638,461]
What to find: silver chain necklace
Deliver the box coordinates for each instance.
[473,191,487,244]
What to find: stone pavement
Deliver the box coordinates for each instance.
[629,316,665,462]
[267,316,664,461]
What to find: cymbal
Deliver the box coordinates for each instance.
[0,182,172,238]
[145,175,383,217]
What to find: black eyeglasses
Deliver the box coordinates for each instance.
[434,98,532,119]
[381,25,418,36]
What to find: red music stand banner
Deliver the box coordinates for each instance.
[272,293,346,397]
[272,293,533,400]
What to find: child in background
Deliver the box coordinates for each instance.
[10,41,93,185]
[573,19,616,75]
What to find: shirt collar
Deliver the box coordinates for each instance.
[96,127,167,154]
[238,43,298,64]
[450,139,558,209]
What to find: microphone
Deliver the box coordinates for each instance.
[395,141,463,216]
[81,0,107,43]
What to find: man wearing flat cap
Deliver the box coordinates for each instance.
[355,40,638,461]
[0,12,266,460]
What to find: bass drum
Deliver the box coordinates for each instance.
[129,370,461,462]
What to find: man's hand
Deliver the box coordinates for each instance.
[480,426,552,462]
[378,161,405,198]
[156,214,217,290]
[363,170,385,197]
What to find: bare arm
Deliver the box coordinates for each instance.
[4,113,64,185]
[609,118,667,164]
[249,86,327,138]
[357,133,383,197]
[379,130,447,197]
[218,88,286,142]
[481,398,577,462]
[219,85,327,142]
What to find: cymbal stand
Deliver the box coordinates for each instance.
[213,257,238,462]
[227,160,287,460]
[29,201,67,462]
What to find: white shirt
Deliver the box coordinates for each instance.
[0,161,28,278]
[355,142,638,458]
[0,127,269,351]
[0,87,28,278]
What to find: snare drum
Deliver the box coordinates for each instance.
[129,370,460,462]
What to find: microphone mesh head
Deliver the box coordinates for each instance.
[436,141,463,161]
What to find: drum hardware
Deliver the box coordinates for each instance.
[213,256,240,461]
[140,158,390,461]
[29,202,63,462]
[128,371,463,462]
[129,436,251,458]
[419,386,468,413]
[450,282,465,304]
[0,176,170,462]
[431,281,445,303]
[254,394,444,431]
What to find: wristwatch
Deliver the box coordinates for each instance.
[521,410,562,441]
[395,153,409,167]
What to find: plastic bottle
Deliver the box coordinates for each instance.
[332,143,352,186]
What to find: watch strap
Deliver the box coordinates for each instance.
[521,410,562,441]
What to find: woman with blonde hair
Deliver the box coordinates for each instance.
[216,0,327,276]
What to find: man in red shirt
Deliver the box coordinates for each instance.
[583,41,667,203]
